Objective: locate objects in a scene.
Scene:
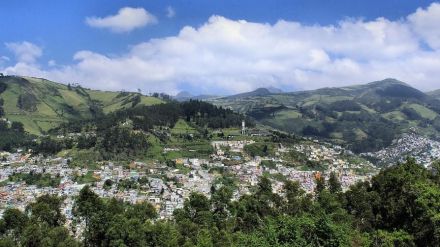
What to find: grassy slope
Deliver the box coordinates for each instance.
[0,76,163,134]
[427,89,440,100]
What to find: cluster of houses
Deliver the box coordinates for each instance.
[362,132,440,167]
[0,137,382,226]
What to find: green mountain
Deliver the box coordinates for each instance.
[0,75,163,134]
[225,87,274,99]
[211,79,440,152]
[428,89,440,100]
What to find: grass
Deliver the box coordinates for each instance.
[407,103,438,120]
[274,109,302,120]
[74,171,99,184]
[171,119,198,135]
[382,111,407,121]
[61,149,101,168]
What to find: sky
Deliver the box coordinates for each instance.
[1,0,440,95]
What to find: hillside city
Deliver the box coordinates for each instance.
[3,1,440,245]
[0,128,377,214]
[3,122,439,231]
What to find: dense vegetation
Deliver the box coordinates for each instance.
[62,100,253,133]
[0,120,32,152]
[0,159,438,246]
[0,81,7,117]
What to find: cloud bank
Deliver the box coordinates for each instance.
[86,7,157,33]
[5,41,42,63]
[2,3,440,94]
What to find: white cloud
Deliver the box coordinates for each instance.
[86,7,157,33]
[166,6,175,18]
[5,41,42,63]
[48,60,56,66]
[408,3,440,50]
[2,3,440,94]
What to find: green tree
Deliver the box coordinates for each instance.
[328,172,342,194]
[1,208,28,242]
[26,195,65,227]
[315,175,326,195]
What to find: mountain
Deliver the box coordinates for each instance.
[210,79,440,153]
[0,76,163,134]
[175,91,193,99]
[267,86,283,94]
[428,89,440,100]
[225,88,273,100]
[173,91,219,101]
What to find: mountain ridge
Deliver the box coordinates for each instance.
[0,75,163,134]
[210,78,440,153]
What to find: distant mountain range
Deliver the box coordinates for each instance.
[173,91,219,102]
[173,86,283,101]
[210,79,440,153]
[0,76,163,134]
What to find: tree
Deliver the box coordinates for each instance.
[315,175,325,195]
[125,201,157,222]
[370,230,415,247]
[195,229,213,247]
[283,180,308,215]
[73,185,104,245]
[328,172,342,194]
[1,208,28,242]
[344,181,378,231]
[211,186,233,230]
[26,195,65,227]
[10,122,24,133]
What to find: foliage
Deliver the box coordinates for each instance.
[244,143,274,157]
[0,120,33,152]
[8,172,61,188]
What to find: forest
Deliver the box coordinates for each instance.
[0,158,438,247]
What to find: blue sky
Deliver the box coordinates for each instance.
[1,0,440,94]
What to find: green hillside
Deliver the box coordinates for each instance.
[428,89,440,100]
[211,79,440,152]
[0,76,163,134]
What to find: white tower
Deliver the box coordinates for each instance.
[241,120,246,135]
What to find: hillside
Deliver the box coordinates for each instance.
[428,89,440,100]
[211,79,440,152]
[0,76,163,134]
[225,87,274,100]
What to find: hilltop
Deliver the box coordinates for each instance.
[0,75,163,134]
[211,79,440,152]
